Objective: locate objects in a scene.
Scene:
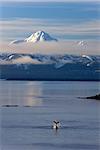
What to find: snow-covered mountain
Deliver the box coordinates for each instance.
[10,31,58,44]
[0,53,99,68]
[25,31,58,42]
[0,53,100,81]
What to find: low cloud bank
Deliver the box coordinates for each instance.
[0,40,99,55]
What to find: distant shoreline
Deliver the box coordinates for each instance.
[1,79,100,81]
[86,94,100,100]
[0,63,100,81]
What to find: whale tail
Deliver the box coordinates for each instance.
[52,120,60,129]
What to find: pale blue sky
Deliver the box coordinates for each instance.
[0,1,99,41]
[0,0,99,2]
[0,1,99,55]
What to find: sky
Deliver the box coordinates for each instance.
[0,0,99,2]
[0,1,99,55]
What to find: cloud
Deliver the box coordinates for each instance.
[0,18,99,42]
[12,56,41,64]
[0,14,99,56]
[0,40,99,55]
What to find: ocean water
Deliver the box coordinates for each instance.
[0,81,100,150]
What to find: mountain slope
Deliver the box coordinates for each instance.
[10,31,58,44]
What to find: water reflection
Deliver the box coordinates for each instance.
[0,81,43,106]
[0,81,99,106]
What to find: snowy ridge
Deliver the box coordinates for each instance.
[25,31,58,42]
[10,31,58,44]
[0,53,100,68]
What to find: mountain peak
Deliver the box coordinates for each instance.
[25,31,58,43]
[10,30,58,44]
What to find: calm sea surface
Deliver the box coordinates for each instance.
[0,81,100,150]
